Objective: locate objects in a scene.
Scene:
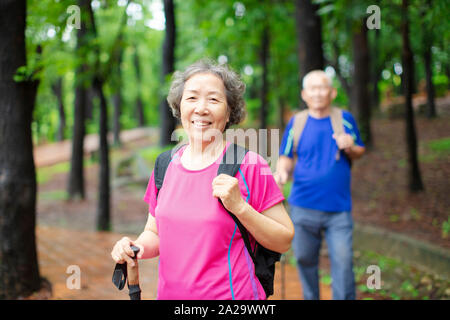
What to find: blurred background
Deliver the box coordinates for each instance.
[0,0,449,300]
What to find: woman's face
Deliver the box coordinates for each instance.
[180,72,230,144]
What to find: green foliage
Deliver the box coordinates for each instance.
[36,158,94,185]
[353,250,450,299]
[139,145,173,167]
[25,0,450,145]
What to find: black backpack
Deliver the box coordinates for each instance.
[154,142,281,298]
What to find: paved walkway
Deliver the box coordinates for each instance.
[36,225,332,300]
[34,127,157,167]
[36,225,158,300]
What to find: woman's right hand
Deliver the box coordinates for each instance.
[111,237,144,267]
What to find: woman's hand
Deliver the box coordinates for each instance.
[111,237,144,267]
[212,174,246,215]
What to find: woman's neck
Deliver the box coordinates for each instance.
[181,139,227,169]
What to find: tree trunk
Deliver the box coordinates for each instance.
[159,0,177,146]
[370,28,381,111]
[0,0,41,299]
[94,77,111,231]
[352,21,372,147]
[52,78,66,141]
[423,46,436,118]
[112,48,123,146]
[260,23,270,129]
[295,0,324,108]
[86,2,112,231]
[422,0,436,119]
[134,46,145,126]
[401,0,424,192]
[68,0,90,200]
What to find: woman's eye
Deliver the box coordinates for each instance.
[187,97,196,100]
[209,98,218,102]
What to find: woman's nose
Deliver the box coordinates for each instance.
[194,99,209,114]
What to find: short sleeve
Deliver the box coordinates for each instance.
[143,169,157,217]
[240,152,285,213]
[279,116,295,158]
[342,111,365,147]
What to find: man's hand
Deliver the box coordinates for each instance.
[332,133,354,151]
[274,170,289,189]
[333,133,366,160]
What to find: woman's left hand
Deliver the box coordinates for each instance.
[212,174,246,215]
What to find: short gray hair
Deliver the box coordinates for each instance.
[167,59,246,130]
[302,70,333,89]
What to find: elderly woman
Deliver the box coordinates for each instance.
[111,59,294,300]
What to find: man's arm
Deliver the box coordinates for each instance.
[333,133,365,161]
[343,145,365,160]
[274,155,294,188]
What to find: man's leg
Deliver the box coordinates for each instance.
[323,211,356,300]
[290,206,323,300]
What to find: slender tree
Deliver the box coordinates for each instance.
[401,0,424,192]
[259,22,270,129]
[88,1,131,231]
[0,0,41,299]
[134,45,146,127]
[352,19,372,146]
[68,0,91,199]
[159,0,177,146]
[295,0,324,103]
[421,0,436,118]
[52,78,66,141]
[111,46,124,146]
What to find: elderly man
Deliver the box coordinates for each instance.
[275,70,365,300]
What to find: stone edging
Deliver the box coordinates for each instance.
[353,222,450,279]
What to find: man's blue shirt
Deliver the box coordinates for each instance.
[279,109,364,212]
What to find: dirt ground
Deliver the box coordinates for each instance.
[351,115,450,249]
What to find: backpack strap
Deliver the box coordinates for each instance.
[217,144,256,260]
[330,107,345,161]
[292,109,309,160]
[154,143,187,198]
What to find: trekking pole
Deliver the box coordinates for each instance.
[127,246,141,300]
[112,245,142,300]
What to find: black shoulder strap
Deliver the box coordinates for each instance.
[217,143,256,262]
[154,143,186,197]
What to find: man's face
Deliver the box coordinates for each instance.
[301,74,337,112]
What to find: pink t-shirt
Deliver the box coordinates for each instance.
[143,142,285,300]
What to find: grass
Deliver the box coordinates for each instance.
[352,250,450,300]
[36,162,70,184]
[441,217,450,239]
[397,136,450,168]
[38,190,68,201]
[138,145,173,167]
[428,137,450,155]
[36,158,95,185]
